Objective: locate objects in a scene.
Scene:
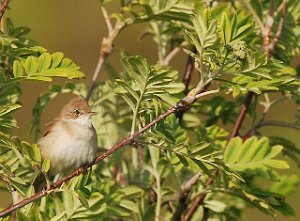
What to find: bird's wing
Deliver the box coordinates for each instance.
[43,117,59,137]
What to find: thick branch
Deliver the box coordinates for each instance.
[0,88,219,217]
[0,0,9,22]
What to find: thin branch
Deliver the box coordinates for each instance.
[85,6,125,100]
[242,94,286,139]
[228,92,254,140]
[0,88,218,217]
[162,46,181,66]
[195,89,219,99]
[0,0,9,22]
[182,47,197,94]
[182,172,215,221]
[101,5,113,34]
[267,0,287,55]
[175,46,197,121]
[172,173,201,221]
[257,121,300,131]
[263,0,275,49]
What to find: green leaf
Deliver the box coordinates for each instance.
[12,52,85,81]
[38,53,52,71]
[0,104,21,117]
[42,159,50,173]
[76,190,89,209]
[13,61,25,77]
[270,175,300,196]
[204,200,226,213]
[224,137,289,180]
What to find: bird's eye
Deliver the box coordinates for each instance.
[74,109,80,115]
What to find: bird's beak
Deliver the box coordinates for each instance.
[88,111,97,116]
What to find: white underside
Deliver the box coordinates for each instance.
[39,116,97,173]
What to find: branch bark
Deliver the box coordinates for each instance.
[85,6,125,100]
[172,173,201,221]
[267,0,287,55]
[0,88,219,218]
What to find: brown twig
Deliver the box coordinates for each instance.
[0,0,9,22]
[175,46,198,121]
[228,92,254,140]
[263,0,275,49]
[85,6,125,100]
[182,47,197,94]
[172,173,201,221]
[182,172,215,221]
[0,88,220,217]
[267,0,287,55]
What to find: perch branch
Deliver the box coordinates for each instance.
[0,88,219,217]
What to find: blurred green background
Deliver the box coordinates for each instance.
[0,1,299,220]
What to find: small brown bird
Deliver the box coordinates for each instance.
[38,97,98,174]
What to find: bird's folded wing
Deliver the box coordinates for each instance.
[43,117,59,137]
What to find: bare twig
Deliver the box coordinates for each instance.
[162,46,182,66]
[182,171,215,221]
[182,47,197,94]
[85,6,125,100]
[0,0,9,23]
[0,87,218,217]
[263,0,275,49]
[257,121,300,131]
[101,5,113,33]
[267,0,287,55]
[175,46,197,121]
[228,92,254,140]
[243,94,286,139]
[172,173,201,221]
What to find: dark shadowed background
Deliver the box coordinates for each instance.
[0,1,299,220]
